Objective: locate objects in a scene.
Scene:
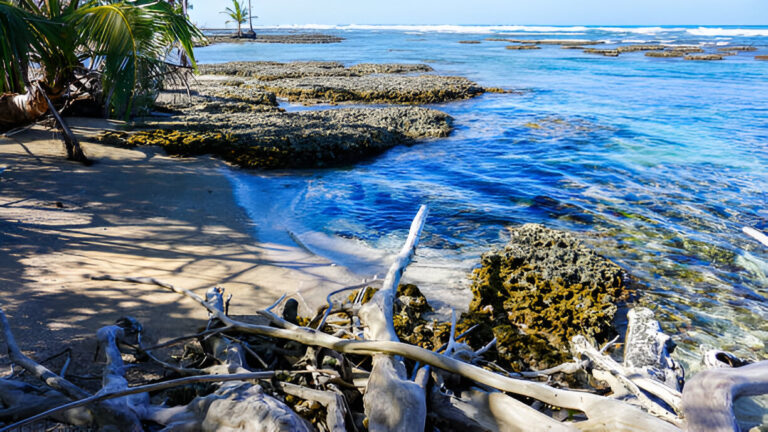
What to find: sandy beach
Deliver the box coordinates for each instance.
[0,118,358,363]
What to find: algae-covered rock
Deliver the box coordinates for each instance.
[583,48,620,57]
[684,54,724,61]
[96,106,452,170]
[718,46,757,52]
[256,75,485,105]
[646,51,686,58]
[669,46,705,53]
[198,61,431,82]
[616,44,666,53]
[460,224,628,371]
[505,45,541,50]
[197,61,491,104]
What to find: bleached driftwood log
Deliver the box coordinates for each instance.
[682,360,768,432]
[0,379,92,425]
[0,309,142,431]
[743,226,768,248]
[359,204,429,432]
[151,286,314,431]
[623,308,684,392]
[571,307,684,423]
[153,381,314,431]
[430,386,579,432]
[571,335,680,424]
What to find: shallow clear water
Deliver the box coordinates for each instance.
[197,26,768,367]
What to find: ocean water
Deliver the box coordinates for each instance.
[196,26,768,368]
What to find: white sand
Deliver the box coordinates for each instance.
[0,118,358,361]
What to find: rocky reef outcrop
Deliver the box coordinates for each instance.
[198,61,487,105]
[457,224,629,371]
[98,106,451,169]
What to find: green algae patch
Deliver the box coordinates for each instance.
[460,223,629,371]
[96,129,291,169]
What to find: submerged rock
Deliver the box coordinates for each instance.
[756,55,768,61]
[458,40,482,44]
[458,224,628,371]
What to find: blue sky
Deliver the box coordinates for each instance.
[189,0,768,29]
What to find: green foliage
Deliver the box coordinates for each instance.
[0,0,205,118]
[221,0,247,36]
[0,1,63,93]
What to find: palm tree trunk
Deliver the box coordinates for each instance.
[248,0,253,34]
[36,83,90,165]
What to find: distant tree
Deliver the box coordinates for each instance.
[247,0,254,35]
[222,0,247,38]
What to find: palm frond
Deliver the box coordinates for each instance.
[0,1,62,93]
[71,0,203,118]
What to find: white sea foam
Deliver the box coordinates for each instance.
[249,24,768,38]
[596,26,682,34]
[622,39,648,43]
[687,27,768,37]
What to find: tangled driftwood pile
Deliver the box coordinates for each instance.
[1,206,766,431]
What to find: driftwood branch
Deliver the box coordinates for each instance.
[0,372,276,432]
[682,360,768,432]
[358,205,429,432]
[743,226,768,247]
[92,277,681,430]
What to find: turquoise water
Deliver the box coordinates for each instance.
[196,26,768,367]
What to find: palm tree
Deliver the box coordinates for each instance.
[0,0,204,126]
[222,0,247,38]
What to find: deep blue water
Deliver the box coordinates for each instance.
[196,26,768,367]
